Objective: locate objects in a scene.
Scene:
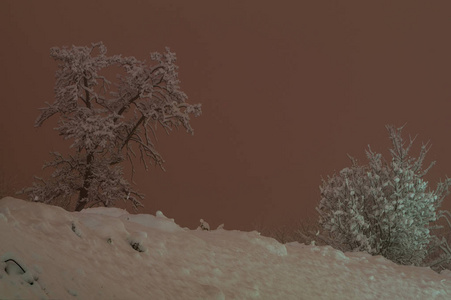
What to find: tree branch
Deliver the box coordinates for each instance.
[121,115,145,150]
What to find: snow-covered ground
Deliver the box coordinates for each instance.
[1,197,450,299]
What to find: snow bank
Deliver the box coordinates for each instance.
[1,197,450,299]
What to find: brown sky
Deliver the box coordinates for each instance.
[1,0,451,231]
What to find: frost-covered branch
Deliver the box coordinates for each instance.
[24,42,201,211]
[317,125,451,266]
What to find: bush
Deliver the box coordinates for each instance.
[316,125,450,266]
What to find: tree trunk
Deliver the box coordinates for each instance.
[75,152,94,211]
[75,192,88,211]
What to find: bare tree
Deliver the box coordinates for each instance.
[22,42,201,211]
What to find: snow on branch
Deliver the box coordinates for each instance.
[25,42,201,211]
[317,125,451,266]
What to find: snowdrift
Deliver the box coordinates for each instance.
[1,197,450,299]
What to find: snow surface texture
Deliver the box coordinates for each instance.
[1,197,451,299]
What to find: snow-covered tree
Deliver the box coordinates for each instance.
[316,125,450,265]
[23,42,201,211]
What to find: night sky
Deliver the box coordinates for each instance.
[1,1,451,231]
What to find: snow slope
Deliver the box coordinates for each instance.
[1,197,450,299]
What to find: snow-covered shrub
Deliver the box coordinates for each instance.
[21,42,201,211]
[426,211,451,272]
[317,125,451,266]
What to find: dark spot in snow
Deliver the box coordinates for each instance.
[71,222,82,237]
[130,241,145,252]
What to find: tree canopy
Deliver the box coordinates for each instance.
[24,42,201,211]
